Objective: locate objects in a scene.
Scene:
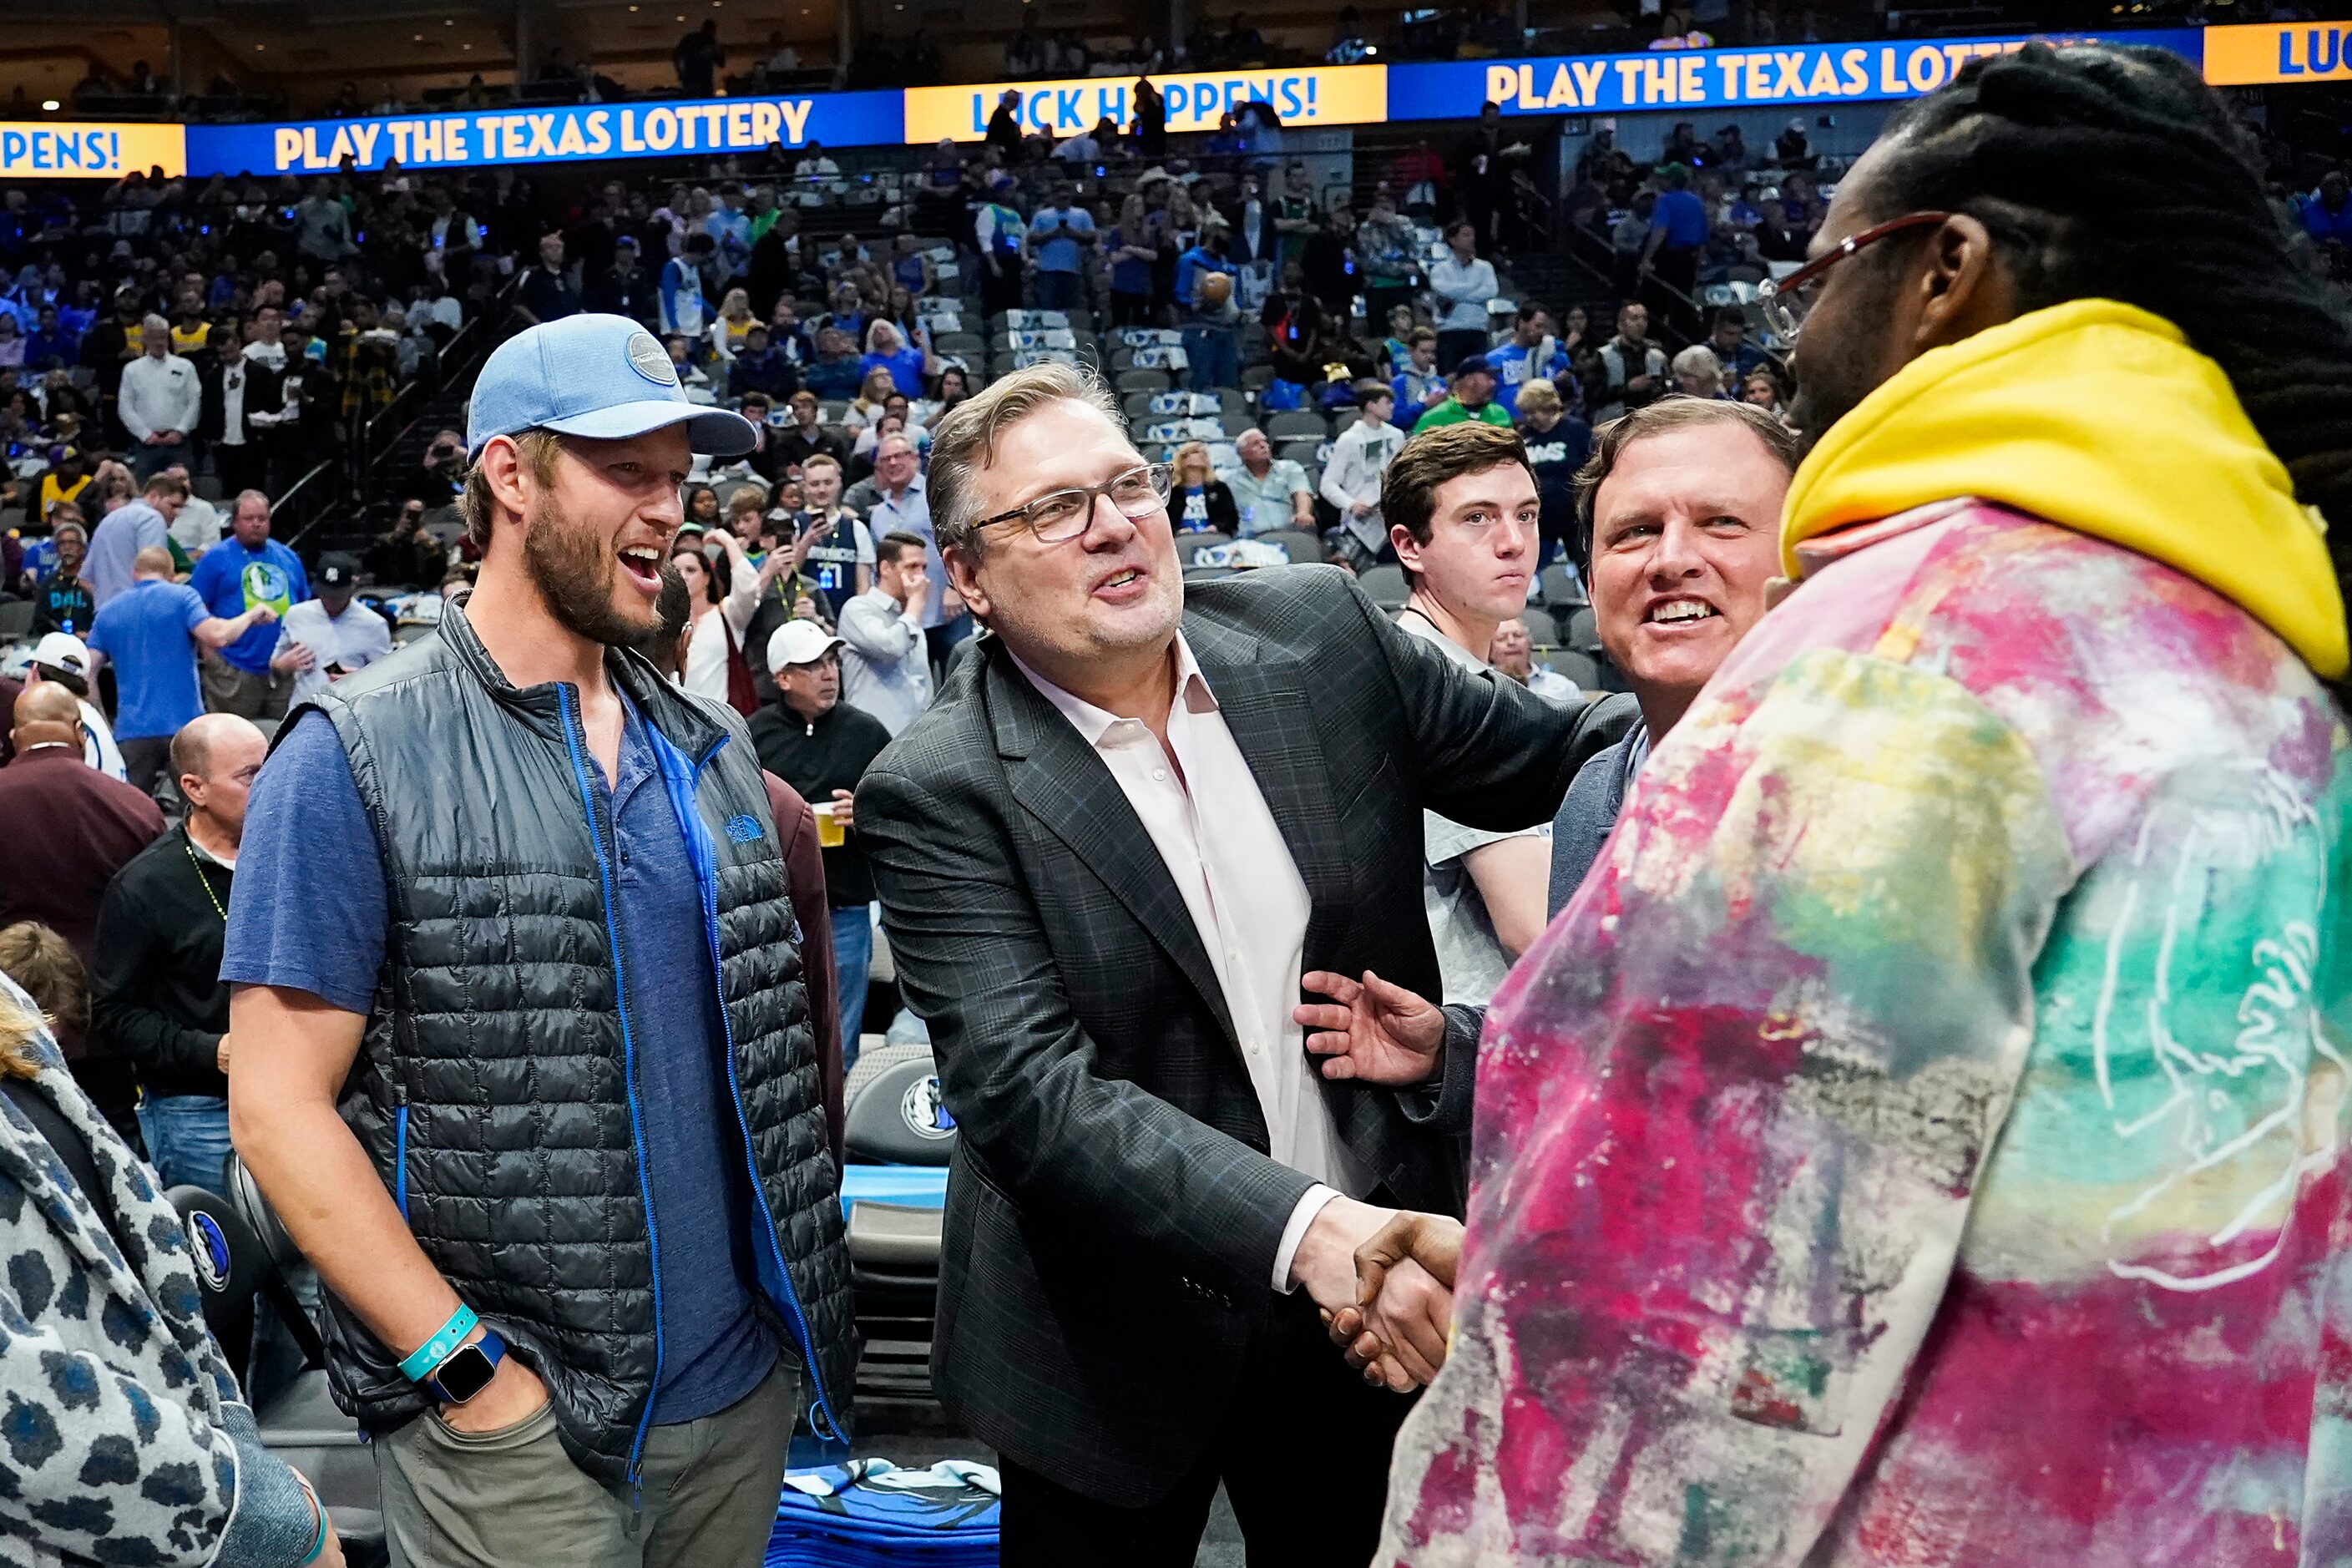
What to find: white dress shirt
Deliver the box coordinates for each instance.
[837,586,933,736]
[1012,635,1364,1290]
[119,352,201,443]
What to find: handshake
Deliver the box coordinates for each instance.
[1292,1199,1464,1392]
[1287,967,1465,1392]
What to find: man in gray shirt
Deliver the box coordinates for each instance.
[836,531,934,736]
[82,470,186,609]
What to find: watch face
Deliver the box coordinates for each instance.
[434,1343,497,1404]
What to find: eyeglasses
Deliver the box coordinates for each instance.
[974,462,1173,544]
[1753,211,1952,342]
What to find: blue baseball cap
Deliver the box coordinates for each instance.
[467,313,756,458]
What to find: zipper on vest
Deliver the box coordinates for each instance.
[554,682,668,1501]
[671,728,844,1443]
[392,1105,410,1222]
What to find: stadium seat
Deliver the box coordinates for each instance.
[1548,650,1605,690]
[1116,368,1172,392]
[1330,409,1362,437]
[1358,564,1409,609]
[1180,531,1233,563]
[1540,564,1588,608]
[1257,528,1325,567]
[1277,438,1323,471]
[1240,366,1277,392]
[1520,607,1559,646]
[1564,605,1601,651]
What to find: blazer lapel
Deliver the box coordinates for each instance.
[987,651,1238,1043]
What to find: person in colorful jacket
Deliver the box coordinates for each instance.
[1373,43,2352,1565]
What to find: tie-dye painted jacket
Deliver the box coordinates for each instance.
[1381,498,2352,1566]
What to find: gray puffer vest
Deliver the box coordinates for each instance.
[299,602,854,1485]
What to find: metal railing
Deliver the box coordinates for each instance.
[276,280,522,554]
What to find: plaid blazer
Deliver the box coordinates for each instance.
[858,566,1636,1505]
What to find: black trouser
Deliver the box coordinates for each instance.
[214,440,266,500]
[999,1292,1413,1567]
[120,735,173,801]
[1645,244,1702,342]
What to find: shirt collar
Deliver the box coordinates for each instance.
[1009,632,1217,750]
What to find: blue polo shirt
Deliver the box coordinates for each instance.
[188,538,308,675]
[1651,188,1711,251]
[86,578,209,741]
[222,704,777,1425]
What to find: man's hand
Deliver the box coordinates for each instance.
[272,640,316,675]
[1328,1256,1451,1391]
[250,603,280,626]
[1348,501,1373,519]
[1295,969,1443,1085]
[215,1034,231,1075]
[1324,1211,1465,1390]
[1287,1194,1395,1315]
[830,787,856,832]
[438,1335,549,1434]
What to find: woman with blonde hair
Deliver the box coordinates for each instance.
[709,286,758,360]
[842,365,899,437]
[860,316,935,397]
[1168,440,1239,534]
[0,928,347,1566]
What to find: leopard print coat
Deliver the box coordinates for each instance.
[0,975,320,1567]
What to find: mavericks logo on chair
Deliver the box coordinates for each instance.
[899,1075,957,1141]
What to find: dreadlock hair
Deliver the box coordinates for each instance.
[1867,43,2352,694]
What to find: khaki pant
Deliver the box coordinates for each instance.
[200,651,291,721]
[375,1360,801,1568]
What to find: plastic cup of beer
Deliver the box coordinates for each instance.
[812,802,846,847]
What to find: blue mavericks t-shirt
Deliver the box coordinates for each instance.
[221,706,777,1424]
[188,539,308,675]
[87,579,210,741]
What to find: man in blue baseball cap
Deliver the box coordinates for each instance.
[220,314,856,1567]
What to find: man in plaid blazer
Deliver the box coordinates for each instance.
[858,365,1635,1565]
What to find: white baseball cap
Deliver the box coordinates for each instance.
[766,620,844,674]
[31,631,89,678]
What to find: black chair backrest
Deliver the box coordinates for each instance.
[844,1055,959,1166]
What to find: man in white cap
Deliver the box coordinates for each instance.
[23,630,128,783]
[746,618,892,1065]
[223,313,852,1568]
[271,551,394,706]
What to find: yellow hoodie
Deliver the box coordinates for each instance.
[1781,298,2349,680]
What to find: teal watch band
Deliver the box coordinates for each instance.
[398,1303,479,1383]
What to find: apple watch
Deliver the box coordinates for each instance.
[425,1328,508,1406]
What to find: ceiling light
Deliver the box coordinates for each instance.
[254,43,266,50]
[40,99,58,111]
[462,42,473,49]
[413,33,424,40]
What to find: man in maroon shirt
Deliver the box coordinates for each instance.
[0,681,164,1136]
